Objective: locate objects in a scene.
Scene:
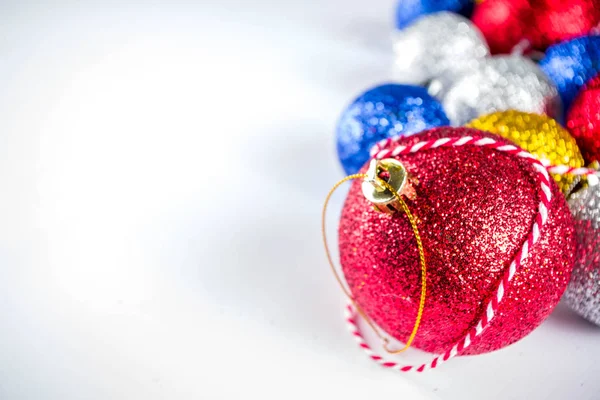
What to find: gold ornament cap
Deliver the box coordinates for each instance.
[361,158,416,214]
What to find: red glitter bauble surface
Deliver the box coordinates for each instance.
[338,127,575,355]
[472,0,531,54]
[531,0,600,50]
[472,0,600,54]
[567,74,600,163]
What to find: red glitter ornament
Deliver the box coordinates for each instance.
[338,127,575,355]
[532,0,600,49]
[472,0,600,54]
[567,74,600,164]
[472,0,531,54]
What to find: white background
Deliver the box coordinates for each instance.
[1,1,599,399]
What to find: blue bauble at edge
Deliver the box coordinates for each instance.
[540,35,600,113]
[395,0,474,30]
[336,84,450,175]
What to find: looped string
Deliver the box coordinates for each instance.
[321,172,427,354]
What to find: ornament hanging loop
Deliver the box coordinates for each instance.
[322,162,427,354]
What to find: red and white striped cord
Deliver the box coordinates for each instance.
[369,137,599,184]
[344,135,589,373]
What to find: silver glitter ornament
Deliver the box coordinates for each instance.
[564,178,600,326]
[392,12,489,84]
[431,55,562,126]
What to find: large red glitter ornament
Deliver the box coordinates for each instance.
[472,0,600,54]
[338,127,575,355]
[567,74,600,164]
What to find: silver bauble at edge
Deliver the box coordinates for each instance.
[564,178,600,326]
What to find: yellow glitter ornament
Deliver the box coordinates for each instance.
[466,110,584,195]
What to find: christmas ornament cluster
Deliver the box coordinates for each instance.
[330,0,600,371]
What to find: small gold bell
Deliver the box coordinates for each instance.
[361,158,417,214]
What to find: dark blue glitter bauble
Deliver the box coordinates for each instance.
[395,0,474,30]
[540,35,600,112]
[336,84,449,175]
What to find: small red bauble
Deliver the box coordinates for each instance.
[567,74,600,164]
[339,127,575,355]
[472,0,600,53]
[471,0,531,54]
[531,0,600,50]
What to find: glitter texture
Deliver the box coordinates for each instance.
[393,12,489,84]
[566,74,600,164]
[338,127,575,355]
[472,0,531,54]
[473,0,600,54]
[432,55,561,126]
[467,111,584,195]
[564,180,600,326]
[336,84,449,175]
[395,0,474,30]
[540,35,600,112]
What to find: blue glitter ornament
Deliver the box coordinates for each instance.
[336,84,449,175]
[395,0,474,30]
[540,35,600,112]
